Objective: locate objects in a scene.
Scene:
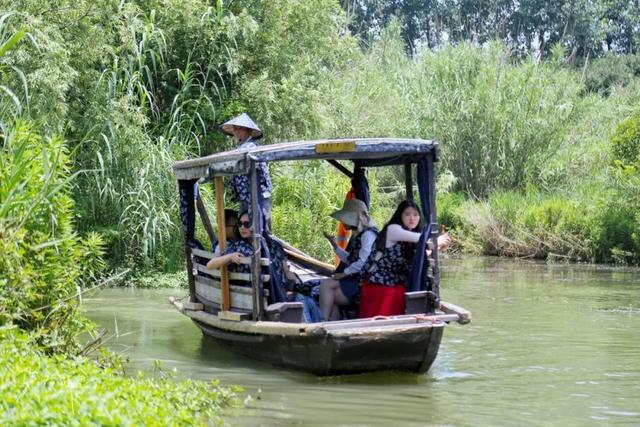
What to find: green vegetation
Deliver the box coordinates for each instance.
[0,328,239,426]
[0,15,238,424]
[0,121,104,354]
[2,0,640,422]
[0,120,240,423]
[3,0,640,269]
[343,0,640,57]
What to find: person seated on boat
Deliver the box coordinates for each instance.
[264,235,324,323]
[358,200,450,318]
[319,199,378,321]
[205,212,321,323]
[206,211,254,278]
[212,209,240,253]
[220,113,272,231]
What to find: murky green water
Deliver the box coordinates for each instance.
[84,257,640,426]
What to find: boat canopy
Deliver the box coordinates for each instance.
[172,138,439,180]
[173,137,442,317]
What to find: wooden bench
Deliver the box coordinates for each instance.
[191,248,303,322]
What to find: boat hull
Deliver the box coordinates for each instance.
[192,318,444,375]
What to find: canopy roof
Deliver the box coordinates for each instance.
[173,138,439,180]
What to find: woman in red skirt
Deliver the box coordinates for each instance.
[359,200,449,318]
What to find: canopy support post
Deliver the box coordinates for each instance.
[427,154,440,302]
[196,194,216,248]
[214,176,230,311]
[404,162,413,200]
[326,159,353,178]
[249,160,264,320]
[185,246,196,302]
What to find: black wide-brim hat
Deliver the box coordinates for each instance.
[220,113,263,139]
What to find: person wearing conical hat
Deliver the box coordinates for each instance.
[221,113,273,231]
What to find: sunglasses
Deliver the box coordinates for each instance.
[238,221,252,229]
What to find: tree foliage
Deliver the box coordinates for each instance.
[2,0,640,269]
[342,0,640,57]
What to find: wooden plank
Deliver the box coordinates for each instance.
[194,275,253,294]
[182,301,204,311]
[249,160,263,320]
[171,296,321,336]
[320,314,457,331]
[171,297,443,337]
[173,165,209,180]
[214,176,230,311]
[326,159,353,178]
[284,249,334,276]
[195,281,255,311]
[218,310,252,322]
[195,263,270,282]
[440,301,471,324]
[191,248,269,266]
[328,322,446,337]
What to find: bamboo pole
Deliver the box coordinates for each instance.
[249,160,263,320]
[196,195,216,248]
[405,162,413,200]
[214,176,230,311]
[427,153,440,309]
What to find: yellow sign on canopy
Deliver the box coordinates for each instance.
[315,141,356,154]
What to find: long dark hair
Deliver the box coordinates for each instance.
[374,200,423,259]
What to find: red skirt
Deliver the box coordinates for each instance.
[358,278,406,318]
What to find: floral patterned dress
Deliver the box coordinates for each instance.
[364,243,412,286]
[359,242,413,318]
[220,240,254,274]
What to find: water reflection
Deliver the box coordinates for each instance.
[84,257,640,426]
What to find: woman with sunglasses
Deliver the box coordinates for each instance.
[212,209,241,253]
[206,212,254,274]
[207,212,304,294]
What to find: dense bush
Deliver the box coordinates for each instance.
[583,54,640,95]
[320,23,583,197]
[0,328,240,426]
[611,113,640,169]
[0,122,105,354]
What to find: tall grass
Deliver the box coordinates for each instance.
[0,121,106,353]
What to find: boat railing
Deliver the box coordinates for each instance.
[190,248,270,317]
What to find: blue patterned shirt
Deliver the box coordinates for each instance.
[225,139,272,206]
[221,240,254,274]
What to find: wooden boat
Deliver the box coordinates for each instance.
[171,138,470,375]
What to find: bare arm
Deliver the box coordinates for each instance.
[437,233,451,252]
[206,252,244,269]
[386,224,421,247]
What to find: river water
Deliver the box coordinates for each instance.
[84,256,640,426]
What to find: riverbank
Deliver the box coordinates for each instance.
[0,328,240,425]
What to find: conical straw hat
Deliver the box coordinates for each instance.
[220,113,263,139]
[330,199,369,228]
